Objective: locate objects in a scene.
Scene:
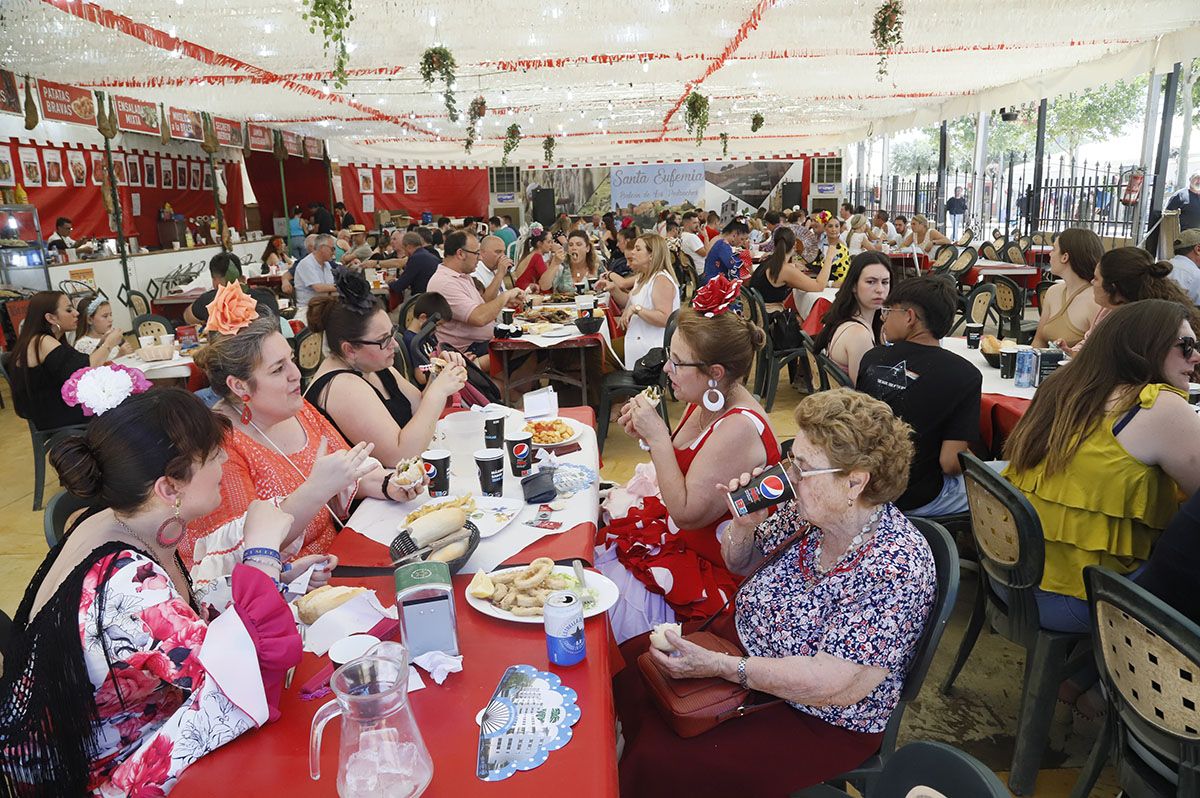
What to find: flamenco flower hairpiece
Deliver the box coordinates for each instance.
[62,364,152,417]
[527,222,546,240]
[692,275,742,318]
[620,217,634,230]
[336,271,376,315]
[205,281,259,336]
[812,211,832,225]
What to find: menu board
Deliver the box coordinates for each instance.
[114,96,159,134]
[247,123,273,152]
[37,80,97,125]
[213,116,244,148]
[168,107,203,141]
[304,137,324,159]
[0,71,20,116]
[282,131,303,158]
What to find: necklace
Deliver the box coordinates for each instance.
[812,505,885,575]
[113,515,195,600]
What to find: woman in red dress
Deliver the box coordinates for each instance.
[596,277,781,642]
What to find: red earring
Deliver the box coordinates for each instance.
[240,394,252,425]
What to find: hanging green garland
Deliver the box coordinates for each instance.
[750,112,764,133]
[465,96,487,152]
[302,0,355,88]
[683,91,709,147]
[543,135,555,164]
[720,133,729,158]
[871,0,904,80]
[420,46,459,122]
[502,124,521,166]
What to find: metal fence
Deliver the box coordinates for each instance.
[845,156,1144,240]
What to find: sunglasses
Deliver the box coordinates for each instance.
[1177,336,1198,358]
[350,324,400,350]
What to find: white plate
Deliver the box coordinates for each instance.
[329,633,381,665]
[522,417,582,447]
[540,326,575,338]
[464,566,618,624]
[401,494,523,539]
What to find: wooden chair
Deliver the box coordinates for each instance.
[293,328,324,391]
[991,274,1038,344]
[955,229,975,247]
[941,453,1091,795]
[930,244,957,275]
[950,282,996,335]
[126,290,152,318]
[945,246,979,289]
[1003,240,1028,266]
[978,240,999,261]
[132,314,175,340]
[1070,567,1200,797]
[797,519,960,796]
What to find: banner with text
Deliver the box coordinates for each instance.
[304,137,324,159]
[114,96,159,134]
[168,107,203,141]
[282,131,303,158]
[610,163,705,213]
[213,116,243,148]
[37,80,97,126]
[247,123,273,152]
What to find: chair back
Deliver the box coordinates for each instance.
[506,239,521,262]
[931,244,957,273]
[392,329,413,381]
[1017,235,1033,250]
[814,349,853,389]
[1035,279,1056,311]
[127,290,151,317]
[293,328,324,389]
[132,314,174,340]
[59,281,104,302]
[955,229,975,247]
[963,283,996,325]
[1003,241,1027,266]
[960,452,1046,640]
[396,292,423,331]
[946,247,978,284]
[872,741,1008,798]
[1031,231,1051,246]
[978,240,999,261]
[990,275,1025,338]
[876,518,960,759]
[1086,566,1200,795]
[44,489,92,548]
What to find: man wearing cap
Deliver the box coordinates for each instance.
[342,224,374,268]
[1166,173,1200,232]
[1169,228,1200,304]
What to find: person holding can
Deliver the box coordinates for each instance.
[596,276,781,643]
[613,388,936,796]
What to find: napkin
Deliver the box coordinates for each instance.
[299,616,401,700]
[304,591,398,656]
[413,651,463,685]
[282,562,320,602]
[523,387,559,419]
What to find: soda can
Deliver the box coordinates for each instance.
[725,462,795,517]
[1014,346,1035,388]
[420,449,451,497]
[544,591,586,667]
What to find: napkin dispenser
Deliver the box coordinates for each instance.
[395,561,460,658]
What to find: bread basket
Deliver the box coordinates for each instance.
[136,344,175,362]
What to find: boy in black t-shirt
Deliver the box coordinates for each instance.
[857,276,981,514]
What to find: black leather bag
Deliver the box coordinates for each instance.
[767,310,803,352]
[632,347,666,386]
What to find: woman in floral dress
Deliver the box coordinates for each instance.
[0,387,302,796]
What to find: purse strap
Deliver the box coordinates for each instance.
[698,523,807,632]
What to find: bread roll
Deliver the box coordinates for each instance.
[295,585,368,625]
[405,508,467,547]
[649,622,682,652]
[429,540,469,563]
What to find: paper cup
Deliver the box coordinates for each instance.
[138,335,157,349]
[474,448,505,497]
[420,449,451,497]
[160,334,176,348]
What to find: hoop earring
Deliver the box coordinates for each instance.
[702,379,725,412]
[156,498,186,547]
[239,394,253,425]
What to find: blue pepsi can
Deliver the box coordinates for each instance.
[1014,347,1035,388]
[726,462,795,517]
[544,591,586,667]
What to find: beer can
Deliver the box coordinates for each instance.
[725,462,795,517]
[1014,346,1035,388]
[544,591,586,666]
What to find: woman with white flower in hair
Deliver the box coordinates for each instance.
[73,295,132,363]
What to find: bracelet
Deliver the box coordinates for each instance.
[243,555,282,571]
[243,547,281,562]
[736,656,749,690]
[382,471,396,501]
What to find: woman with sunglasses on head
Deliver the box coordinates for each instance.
[613,388,936,796]
[1003,299,1200,634]
[305,272,468,465]
[596,277,780,643]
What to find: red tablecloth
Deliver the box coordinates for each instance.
[888,251,930,272]
[801,298,833,335]
[979,393,1031,455]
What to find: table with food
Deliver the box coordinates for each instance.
[170,404,621,797]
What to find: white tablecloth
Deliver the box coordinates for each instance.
[794,286,840,317]
[942,337,1036,399]
[345,406,601,572]
[112,352,195,380]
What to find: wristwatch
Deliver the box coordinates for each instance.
[633,304,643,317]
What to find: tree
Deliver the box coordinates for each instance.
[1046,79,1144,157]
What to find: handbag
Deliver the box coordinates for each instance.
[767,309,803,352]
[635,528,806,737]
[632,347,666,386]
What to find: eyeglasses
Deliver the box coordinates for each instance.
[1177,336,1198,358]
[349,325,400,350]
[782,452,843,482]
[664,347,706,370]
[461,248,480,257]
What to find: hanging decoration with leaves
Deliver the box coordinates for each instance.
[750,112,764,133]
[543,135,555,164]
[871,0,904,80]
[421,46,459,122]
[464,96,487,152]
[720,133,729,158]
[683,91,709,147]
[502,124,521,166]
[301,0,354,88]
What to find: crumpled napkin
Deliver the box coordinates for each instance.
[413,651,463,685]
[303,592,397,656]
[602,462,659,520]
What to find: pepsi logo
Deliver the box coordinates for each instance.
[759,475,786,500]
[423,462,437,478]
[513,443,530,458]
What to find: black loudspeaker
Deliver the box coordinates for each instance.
[531,188,556,227]
[781,181,804,210]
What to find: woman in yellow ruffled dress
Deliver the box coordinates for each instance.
[1003,299,1200,633]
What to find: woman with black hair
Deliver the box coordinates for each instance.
[811,252,891,384]
[0,388,302,796]
[747,227,834,311]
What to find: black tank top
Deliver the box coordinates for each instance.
[304,368,414,443]
[748,262,792,303]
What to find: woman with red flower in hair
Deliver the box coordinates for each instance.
[595,276,780,643]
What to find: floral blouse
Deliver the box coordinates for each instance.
[82,550,294,796]
[734,501,936,734]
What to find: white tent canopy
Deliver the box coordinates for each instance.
[2,0,1198,166]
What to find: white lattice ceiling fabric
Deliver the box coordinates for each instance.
[1,0,1198,165]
